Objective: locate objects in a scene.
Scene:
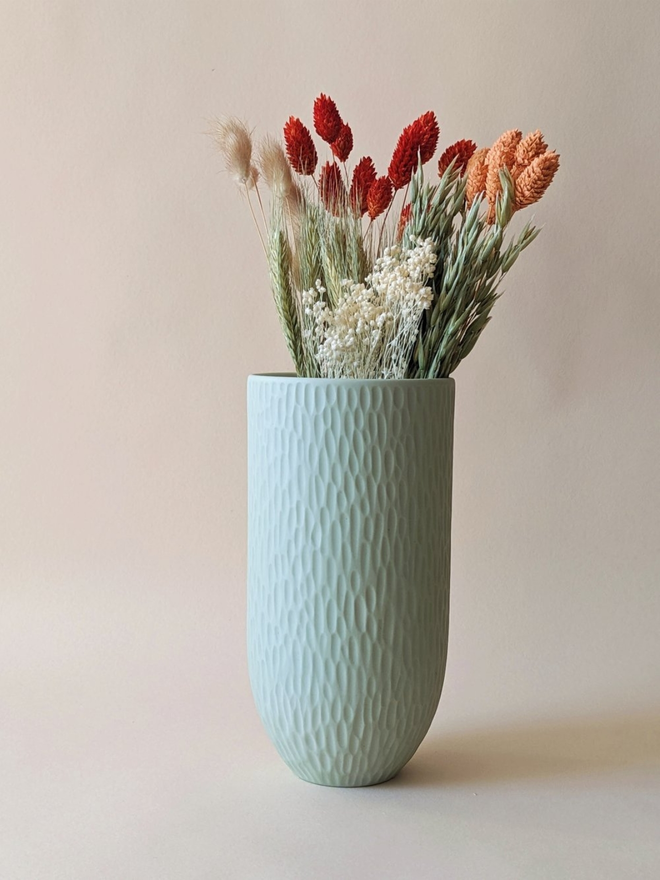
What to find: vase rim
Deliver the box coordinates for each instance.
[249,373,455,385]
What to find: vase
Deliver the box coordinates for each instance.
[246,373,455,787]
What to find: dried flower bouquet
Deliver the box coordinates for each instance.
[212,95,559,379]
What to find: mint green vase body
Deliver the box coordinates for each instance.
[247,375,454,787]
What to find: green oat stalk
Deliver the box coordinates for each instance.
[267,211,305,375]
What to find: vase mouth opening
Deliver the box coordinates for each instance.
[249,373,455,385]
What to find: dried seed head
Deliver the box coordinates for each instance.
[286,182,304,219]
[319,162,346,215]
[465,147,489,207]
[514,150,560,210]
[366,176,393,219]
[438,139,477,177]
[486,130,521,204]
[247,164,259,189]
[349,156,377,216]
[388,111,440,190]
[397,203,412,239]
[416,112,440,164]
[283,116,318,176]
[486,130,522,222]
[210,116,255,187]
[513,130,548,179]
[258,136,295,198]
[331,123,353,163]
[313,94,343,144]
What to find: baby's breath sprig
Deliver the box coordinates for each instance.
[302,238,437,379]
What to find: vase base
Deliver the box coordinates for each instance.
[292,769,400,788]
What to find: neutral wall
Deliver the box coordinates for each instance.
[1,1,659,876]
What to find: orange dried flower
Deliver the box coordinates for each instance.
[283,116,318,176]
[513,130,548,179]
[486,130,521,222]
[331,123,353,162]
[349,156,377,215]
[367,176,393,219]
[319,161,346,214]
[486,130,521,203]
[514,150,560,209]
[388,111,440,190]
[438,139,477,177]
[313,94,343,144]
[465,147,489,207]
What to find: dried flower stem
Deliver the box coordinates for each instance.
[245,187,267,256]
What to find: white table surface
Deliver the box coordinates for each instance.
[2,577,659,880]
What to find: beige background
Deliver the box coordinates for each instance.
[1,1,659,878]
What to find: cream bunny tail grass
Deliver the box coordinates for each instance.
[210,116,258,189]
[258,136,294,196]
[257,135,303,222]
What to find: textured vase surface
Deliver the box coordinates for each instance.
[247,374,455,787]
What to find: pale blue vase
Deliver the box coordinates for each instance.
[247,374,455,787]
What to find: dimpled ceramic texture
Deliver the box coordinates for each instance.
[247,375,454,787]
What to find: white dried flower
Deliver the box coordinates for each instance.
[304,238,436,379]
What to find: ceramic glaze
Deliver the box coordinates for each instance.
[247,374,454,787]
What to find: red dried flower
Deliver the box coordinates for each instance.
[283,116,318,175]
[438,139,477,177]
[366,176,393,220]
[397,203,412,239]
[349,156,377,215]
[331,123,353,162]
[388,111,440,190]
[319,161,346,214]
[313,94,343,144]
[416,111,440,164]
